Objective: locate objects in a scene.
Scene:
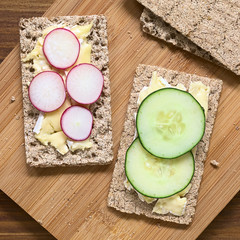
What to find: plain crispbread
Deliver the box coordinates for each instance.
[108,64,222,224]
[137,0,240,75]
[19,15,113,167]
[140,8,222,67]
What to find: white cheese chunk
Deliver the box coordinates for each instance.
[33,112,44,134]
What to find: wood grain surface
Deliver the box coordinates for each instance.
[0,0,239,239]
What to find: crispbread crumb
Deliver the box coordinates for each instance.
[37,219,43,225]
[108,64,223,224]
[210,160,220,167]
[10,96,16,102]
[127,31,133,39]
[19,15,113,167]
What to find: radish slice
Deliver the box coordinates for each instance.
[66,63,104,104]
[28,71,66,112]
[61,106,93,141]
[43,28,80,69]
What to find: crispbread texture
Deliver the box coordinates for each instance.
[108,64,222,224]
[19,15,113,167]
[137,0,240,75]
[141,8,222,66]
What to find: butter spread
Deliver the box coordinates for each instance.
[66,41,92,74]
[137,192,156,204]
[35,99,71,154]
[23,36,51,75]
[125,72,210,216]
[71,22,93,39]
[67,139,92,151]
[124,178,133,191]
[25,23,94,154]
[189,81,210,157]
[152,184,192,216]
[137,71,186,105]
[189,81,210,117]
[137,71,170,105]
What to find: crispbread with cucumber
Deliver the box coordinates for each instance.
[19,15,113,167]
[108,64,222,224]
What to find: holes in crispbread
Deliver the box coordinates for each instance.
[30,142,37,146]
[29,67,35,73]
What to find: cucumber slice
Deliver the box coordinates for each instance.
[125,138,194,198]
[136,88,205,158]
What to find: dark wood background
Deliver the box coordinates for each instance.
[0,0,239,239]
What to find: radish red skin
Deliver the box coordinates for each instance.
[60,106,93,141]
[28,71,66,112]
[66,63,104,105]
[43,28,80,70]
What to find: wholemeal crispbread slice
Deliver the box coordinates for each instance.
[137,0,240,75]
[108,64,222,224]
[19,15,113,167]
[140,8,222,67]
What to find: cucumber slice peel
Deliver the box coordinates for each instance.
[136,88,205,159]
[125,138,195,199]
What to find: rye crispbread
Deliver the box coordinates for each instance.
[19,15,113,167]
[137,0,240,75]
[108,64,222,224]
[141,8,222,67]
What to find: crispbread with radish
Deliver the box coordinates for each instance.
[108,64,223,224]
[19,15,113,167]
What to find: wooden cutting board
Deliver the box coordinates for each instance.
[0,0,239,239]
